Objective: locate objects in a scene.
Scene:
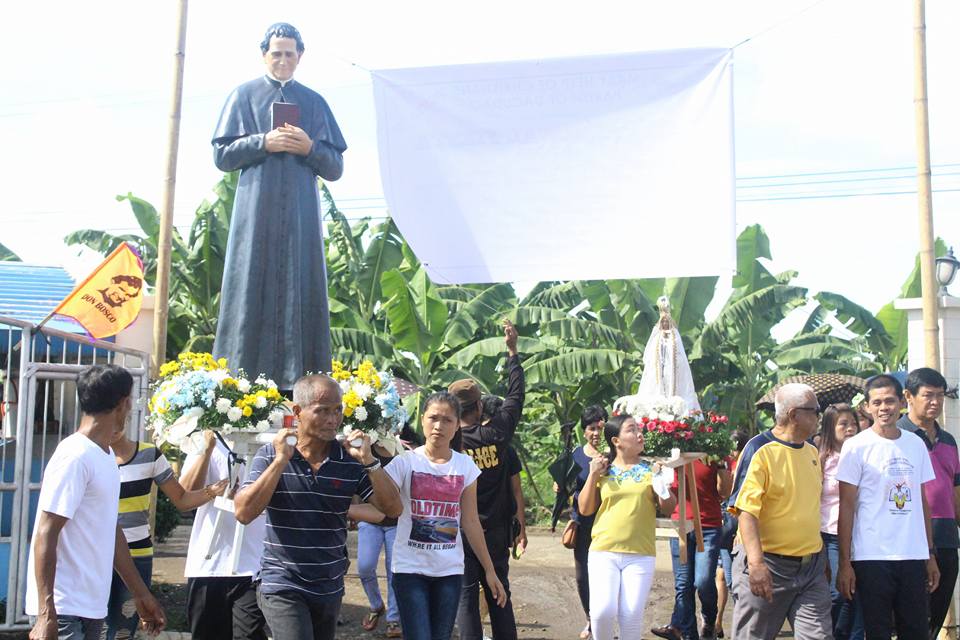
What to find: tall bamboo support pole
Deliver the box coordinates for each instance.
[151,0,189,377]
[913,0,940,369]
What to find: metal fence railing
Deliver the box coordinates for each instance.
[0,315,148,628]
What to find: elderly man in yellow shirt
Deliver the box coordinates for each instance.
[727,383,833,640]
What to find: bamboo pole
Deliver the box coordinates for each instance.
[151,0,189,378]
[913,0,941,369]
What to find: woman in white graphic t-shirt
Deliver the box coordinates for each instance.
[383,392,507,640]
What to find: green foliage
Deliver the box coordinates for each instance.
[154,489,180,543]
[0,241,21,262]
[69,176,915,517]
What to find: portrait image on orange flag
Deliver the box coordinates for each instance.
[52,242,144,339]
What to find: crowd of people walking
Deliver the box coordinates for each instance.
[24,317,960,640]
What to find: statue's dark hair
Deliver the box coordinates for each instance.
[260,23,305,54]
[77,364,133,415]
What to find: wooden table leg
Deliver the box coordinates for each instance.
[678,464,687,563]
[687,462,704,553]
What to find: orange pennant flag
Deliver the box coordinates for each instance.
[52,243,145,339]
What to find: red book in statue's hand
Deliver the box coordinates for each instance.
[272,102,300,129]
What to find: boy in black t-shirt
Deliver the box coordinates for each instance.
[449,320,524,640]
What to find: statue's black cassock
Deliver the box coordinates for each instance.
[211,75,346,389]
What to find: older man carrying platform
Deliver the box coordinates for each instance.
[727,383,832,640]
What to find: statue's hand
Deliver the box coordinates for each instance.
[265,129,289,153]
[279,125,313,156]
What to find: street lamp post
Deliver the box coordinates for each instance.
[936,248,960,296]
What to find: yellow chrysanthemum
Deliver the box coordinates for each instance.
[343,406,354,417]
[343,390,363,409]
[158,361,180,378]
[242,406,253,417]
[222,378,237,387]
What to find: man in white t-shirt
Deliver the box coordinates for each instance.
[180,430,267,640]
[27,364,165,640]
[836,374,940,639]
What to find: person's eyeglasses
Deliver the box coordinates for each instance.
[795,406,822,416]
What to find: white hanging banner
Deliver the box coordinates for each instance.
[372,48,735,284]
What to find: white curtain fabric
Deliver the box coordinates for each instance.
[371,48,735,284]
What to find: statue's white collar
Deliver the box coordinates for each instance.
[266,73,294,87]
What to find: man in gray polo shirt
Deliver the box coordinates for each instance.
[236,374,402,640]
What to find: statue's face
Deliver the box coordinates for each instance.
[263,36,301,81]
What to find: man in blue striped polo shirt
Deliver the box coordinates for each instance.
[236,374,402,640]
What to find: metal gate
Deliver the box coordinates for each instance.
[0,315,148,628]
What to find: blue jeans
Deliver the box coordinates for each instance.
[393,573,462,640]
[669,527,721,638]
[104,555,152,640]
[719,548,732,587]
[357,522,399,623]
[822,532,864,640]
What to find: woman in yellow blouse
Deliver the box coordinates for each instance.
[578,415,676,640]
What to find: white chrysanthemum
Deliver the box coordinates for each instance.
[210,369,230,383]
[255,376,268,386]
[227,407,243,422]
[339,380,352,393]
[215,398,232,414]
[236,379,252,393]
[269,411,284,427]
[185,406,204,419]
[266,380,278,390]
[254,396,268,409]
[255,420,270,432]
[353,383,373,401]
[222,423,234,434]
[355,406,368,422]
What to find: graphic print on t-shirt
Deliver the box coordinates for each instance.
[884,456,915,515]
[409,471,463,549]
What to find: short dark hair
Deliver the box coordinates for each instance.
[481,395,503,419]
[260,23,305,54]
[581,404,609,429]
[905,367,947,395]
[77,365,133,415]
[864,374,903,401]
[423,391,461,420]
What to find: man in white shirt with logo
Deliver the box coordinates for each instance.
[180,430,268,640]
[836,374,940,638]
[27,364,165,639]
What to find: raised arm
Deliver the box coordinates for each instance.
[922,485,941,593]
[490,320,525,442]
[234,430,295,525]
[30,511,68,640]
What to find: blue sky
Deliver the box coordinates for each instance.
[2,0,958,320]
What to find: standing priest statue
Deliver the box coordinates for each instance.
[211,23,346,390]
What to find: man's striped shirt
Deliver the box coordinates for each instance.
[243,441,373,600]
[118,441,175,557]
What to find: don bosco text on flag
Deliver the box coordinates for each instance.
[53,243,144,339]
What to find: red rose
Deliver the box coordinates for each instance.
[719,416,729,423]
[706,426,713,433]
[641,416,650,423]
